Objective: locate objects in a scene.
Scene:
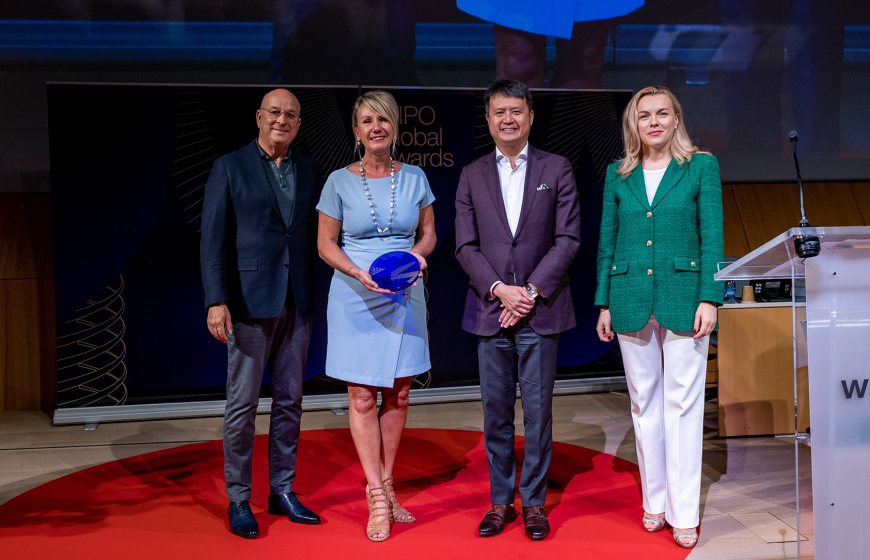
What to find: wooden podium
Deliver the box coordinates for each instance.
[717,302,810,437]
[716,226,870,560]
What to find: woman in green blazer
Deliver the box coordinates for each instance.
[594,86,723,549]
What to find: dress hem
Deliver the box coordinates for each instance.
[325,363,431,388]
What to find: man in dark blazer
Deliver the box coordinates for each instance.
[455,80,581,540]
[200,88,321,539]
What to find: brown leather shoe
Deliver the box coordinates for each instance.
[522,505,550,540]
[478,504,517,537]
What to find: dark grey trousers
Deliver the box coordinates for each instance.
[478,322,559,507]
[223,306,311,502]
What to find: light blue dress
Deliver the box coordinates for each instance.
[316,164,436,387]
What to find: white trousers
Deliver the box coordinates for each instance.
[617,316,709,529]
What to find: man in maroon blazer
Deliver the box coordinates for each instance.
[455,80,581,540]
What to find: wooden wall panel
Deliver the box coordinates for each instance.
[850,182,870,225]
[0,194,53,279]
[36,279,56,413]
[718,305,809,436]
[730,183,802,250]
[0,279,55,411]
[730,182,865,251]
[801,182,864,227]
[0,194,54,413]
[721,184,750,257]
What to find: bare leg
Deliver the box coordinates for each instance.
[347,383,391,540]
[494,25,546,87]
[379,377,417,523]
[347,383,384,489]
[379,377,411,478]
[379,377,415,522]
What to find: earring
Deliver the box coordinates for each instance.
[354,139,362,162]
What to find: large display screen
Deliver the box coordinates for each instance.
[3,1,870,194]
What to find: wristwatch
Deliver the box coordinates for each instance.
[525,283,540,300]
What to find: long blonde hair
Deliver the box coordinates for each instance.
[352,90,400,155]
[616,86,700,177]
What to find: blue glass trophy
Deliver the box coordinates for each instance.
[368,251,421,291]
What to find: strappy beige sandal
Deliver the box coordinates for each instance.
[366,486,391,542]
[673,527,698,548]
[383,477,416,523]
[642,511,666,532]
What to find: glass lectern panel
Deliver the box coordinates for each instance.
[716,226,870,560]
[714,226,870,281]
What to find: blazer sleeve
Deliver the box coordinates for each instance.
[594,163,619,307]
[698,154,725,304]
[200,157,234,309]
[526,156,581,298]
[454,164,501,301]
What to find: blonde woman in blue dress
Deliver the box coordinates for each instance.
[316,91,436,542]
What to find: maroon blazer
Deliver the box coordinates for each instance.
[455,146,581,336]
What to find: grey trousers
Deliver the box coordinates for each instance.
[223,306,311,502]
[478,322,559,507]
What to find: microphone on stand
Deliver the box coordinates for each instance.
[789,130,820,258]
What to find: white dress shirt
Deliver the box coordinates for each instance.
[489,143,530,298]
[496,143,529,236]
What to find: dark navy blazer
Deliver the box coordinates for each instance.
[200,140,320,319]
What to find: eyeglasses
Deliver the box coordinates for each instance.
[259,108,300,123]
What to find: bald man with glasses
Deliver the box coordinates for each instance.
[201,88,322,538]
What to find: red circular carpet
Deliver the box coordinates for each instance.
[0,428,692,559]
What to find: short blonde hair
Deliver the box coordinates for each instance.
[352,90,400,154]
[617,86,701,177]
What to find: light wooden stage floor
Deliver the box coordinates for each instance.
[0,392,813,559]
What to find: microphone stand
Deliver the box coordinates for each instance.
[789,131,820,258]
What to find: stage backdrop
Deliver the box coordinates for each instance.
[47,83,630,408]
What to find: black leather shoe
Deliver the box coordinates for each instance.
[228,501,259,538]
[522,505,550,540]
[268,492,321,525]
[478,504,517,537]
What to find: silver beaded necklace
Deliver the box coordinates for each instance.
[359,158,396,234]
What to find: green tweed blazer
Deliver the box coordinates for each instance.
[594,153,724,333]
